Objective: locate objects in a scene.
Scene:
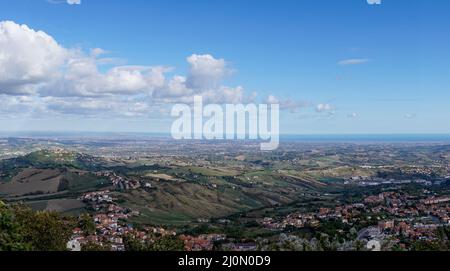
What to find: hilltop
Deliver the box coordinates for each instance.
[0,150,111,210]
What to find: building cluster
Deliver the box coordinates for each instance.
[67,223,177,252]
[259,191,450,250]
[261,213,320,229]
[69,191,140,251]
[80,190,113,210]
[95,171,152,190]
[349,193,449,246]
[179,234,226,251]
[70,189,261,252]
[80,190,140,215]
[260,203,368,230]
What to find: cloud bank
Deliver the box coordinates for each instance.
[0,20,336,120]
[0,21,252,118]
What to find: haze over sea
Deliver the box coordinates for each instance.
[1,131,450,143]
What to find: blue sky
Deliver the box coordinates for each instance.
[0,0,449,134]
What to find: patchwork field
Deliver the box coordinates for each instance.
[185,166,241,177]
[0,168,62,197]
[145,173,180,181]
[26,198,87,215]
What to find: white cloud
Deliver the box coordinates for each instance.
[0,21,257,118]
[153,54,252,104]
[47,0,81,5]
[367,0,381,5]
[67,0,81,4]
[265,95,310,113]
[313,103,336,118]
[0,94,51,119]
[45,96,158,118]
[0,21,67,95]
[266,95,279,104]
[153,76,192,99]
[201,86,246,104]
[185,54,231,90]
[338,58,370,66]
[0,22,247,100]
[347,112,358,118]
[90,48,106,57]
[42,56,169,97]
[316,103,332,112]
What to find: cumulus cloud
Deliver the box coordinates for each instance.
[0,21,256,118]
[338,58,370,66]
[153,54,250,104]
[0,21,67,95]
[185,54,231,90]
[42,59,169,97]
[153,76,192,99]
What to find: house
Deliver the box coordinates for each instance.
[67,238,82,252]
[378,220,395,230]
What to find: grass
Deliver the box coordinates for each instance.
[63,171,111,193]
[0,168,62,197]
[185,166,240,177]
[27,198,86,213]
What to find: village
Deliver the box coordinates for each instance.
[68,190,256,251]
[258,191,450,250]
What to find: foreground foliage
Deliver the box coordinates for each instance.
[0,201,74,251]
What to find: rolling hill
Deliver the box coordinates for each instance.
[0,149,334,225]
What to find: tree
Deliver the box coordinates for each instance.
[0,201,31,251]
[410,240,445,251]
[354,240,365,251]
[123,234,149,251]
[78,213,96,236]
[349,227,358,240]
[13,205,75,251]
[149,236,185,251]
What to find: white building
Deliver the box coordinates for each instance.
[67,239,82,252]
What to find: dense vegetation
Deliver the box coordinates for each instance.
[0,201,74,251]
